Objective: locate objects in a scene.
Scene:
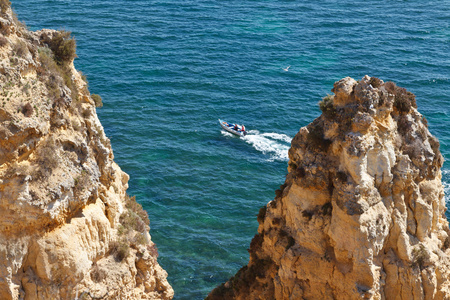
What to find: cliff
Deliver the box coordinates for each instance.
[208,76,450,299]
[0,3,173,299]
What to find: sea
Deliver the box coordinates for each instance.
[13,1,449,299]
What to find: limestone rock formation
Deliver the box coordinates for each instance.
[208,76,450,299]
[0,4,173,299]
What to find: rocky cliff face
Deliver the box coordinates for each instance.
[0,3,173,299]
[208,76,450,299]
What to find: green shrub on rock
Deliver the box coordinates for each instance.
[109,240,130,262]
[91,94,103,107]
[46,30,77,65]
[0,0,10,14]
[385,81,417,113]
[13,40,28,57]
[318,94,336,118]
[125,194,150,226]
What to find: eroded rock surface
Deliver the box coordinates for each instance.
[0,4,173,299]
[208,76,450,299]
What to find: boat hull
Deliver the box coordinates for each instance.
[219,119,246,137]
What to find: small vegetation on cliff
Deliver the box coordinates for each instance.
[249,233,264,260]
[13,40,28,57]
[35,137,59,177]
[0,0,10,14]
[38,50,62,99]
[256,206,267,224]
[148,243,159,258]
[38,47,58,75]
[318,94,336,118]
[45,30,77,65]
[21,102,33,117]
[385,81,417,113]
[411,244,429,269]
[120,210,147,234]
[112,195,151,261]
[125,194,150,227]
[109,240,130,262]
[74,169,90,193]
[91,94,103,108]
[274,183,287,200]
[368,76,382,88]
[38,45,79,102]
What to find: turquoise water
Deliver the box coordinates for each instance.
[14,1,449,298]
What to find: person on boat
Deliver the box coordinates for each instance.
[241,125,245,132]
[234,124,238,130]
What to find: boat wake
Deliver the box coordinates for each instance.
[443,169,450,207]
[242,130,292,162]
[220,128,292,162]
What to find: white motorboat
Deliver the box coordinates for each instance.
[219,119,247,137]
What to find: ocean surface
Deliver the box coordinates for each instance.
[13,1,449,298]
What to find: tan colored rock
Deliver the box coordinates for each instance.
[0,4,173,300]
[331,76,357,107]
[208,76,450,299]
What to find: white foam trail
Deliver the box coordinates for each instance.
[220,127,292,162]
[242,132,292,162]
[220,130,234,137]
[260,132,292,143]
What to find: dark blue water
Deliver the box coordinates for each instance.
[13,1,449,298]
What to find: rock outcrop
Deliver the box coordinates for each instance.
[0,3,173,299]
[208,76,450,299]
